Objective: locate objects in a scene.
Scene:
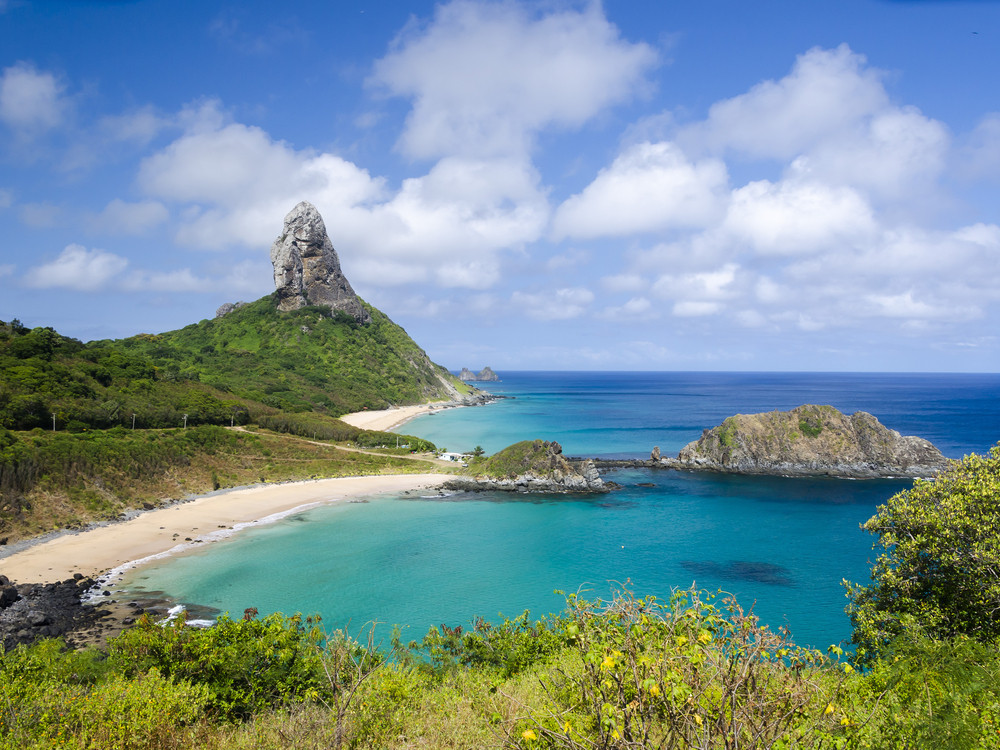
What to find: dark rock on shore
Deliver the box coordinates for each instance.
[0,575,168,650]
[668,404,949,478]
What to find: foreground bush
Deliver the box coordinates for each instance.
[4,589,1000,749]
[846,443,1000,664]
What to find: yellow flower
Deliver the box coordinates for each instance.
[694,714,703,727]
[824,703,836,716]
[601,654,617,670]
[697,630,712,644]
[522,729,538,741]
[649,684,661,697]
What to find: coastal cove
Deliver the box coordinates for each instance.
[114,372,1000,651]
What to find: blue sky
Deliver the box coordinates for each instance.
[1,0,998,372]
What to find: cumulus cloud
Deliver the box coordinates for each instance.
[370,0,657,159]
[552,142,729,240]
[90,199,169,235]
[680,45,888,161]
[554,41,993,340]
[0,62,67,133]
[722,179,876,255]
[23,244,129,291]
[137,103,549,289]
[512,287,595,320]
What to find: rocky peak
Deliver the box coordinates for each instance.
[270,201,370,324]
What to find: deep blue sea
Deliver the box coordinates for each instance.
[118,372,1000,650]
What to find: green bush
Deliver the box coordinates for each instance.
[846,444,1000,663]
[108,611,330,720]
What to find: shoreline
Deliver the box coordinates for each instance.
[0,473,450,584]
[338,399,465,432]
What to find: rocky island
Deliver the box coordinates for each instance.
[458,366,500,382]
[664,404,949,478]
[446,439,608,493]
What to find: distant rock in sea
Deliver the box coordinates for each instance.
[458,366,500,382]
[270,201,371,324]
[668,404,949,478]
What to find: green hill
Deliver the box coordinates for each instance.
[0,295,468,433]
[102,294,468,417]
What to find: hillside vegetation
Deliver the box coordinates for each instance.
[105,296,468,416]
[0,297,464,542]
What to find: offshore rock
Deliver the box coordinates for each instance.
[670,404,949,478]
[445,439,610,494]
[270,201,370,324]
[458,366,500,382]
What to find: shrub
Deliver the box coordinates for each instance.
[846,444,1000,663]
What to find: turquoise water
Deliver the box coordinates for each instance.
[118,372,1000,650]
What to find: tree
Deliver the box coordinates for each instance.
[846,444,1000,663]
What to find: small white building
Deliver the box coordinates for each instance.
[439,452,466,462]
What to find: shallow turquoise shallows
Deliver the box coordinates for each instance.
[119,372,1000,650]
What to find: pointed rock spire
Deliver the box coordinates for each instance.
[270,201,370,324]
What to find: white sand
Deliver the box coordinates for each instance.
[1,474,449,583]
[338,402,454,432]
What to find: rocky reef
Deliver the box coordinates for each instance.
[446,439,609,493]
[667,404,949,478]
[270,201,370,324]
[459,366,500,382]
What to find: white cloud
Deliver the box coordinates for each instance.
[137,105,549,289]
[90,199,169,235]
[23,244,128,291]
[722,179,876,255]
[681,45,888,161]
[0,62,67,133]
[512,287,595,320]
[597,296,655,321]
[370,0,657,159]
[789,107,948,199]
[652,263,740,303]
[551,141,729,240]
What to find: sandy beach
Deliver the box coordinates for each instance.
[338,401,457,432]
[0,474,449,584]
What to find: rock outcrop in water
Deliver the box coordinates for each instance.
[459,366,500,382]
[270,201,370,324]
[668,404,949,478]
[446,439,609,493]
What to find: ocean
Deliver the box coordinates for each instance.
[117,372,1000,650]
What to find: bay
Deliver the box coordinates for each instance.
[118,371,1000,650]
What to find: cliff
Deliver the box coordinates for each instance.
[671,404,949,478]
[446,439,608,493]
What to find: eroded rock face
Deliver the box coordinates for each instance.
[671,404,949,478]
[270,201,370,324]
